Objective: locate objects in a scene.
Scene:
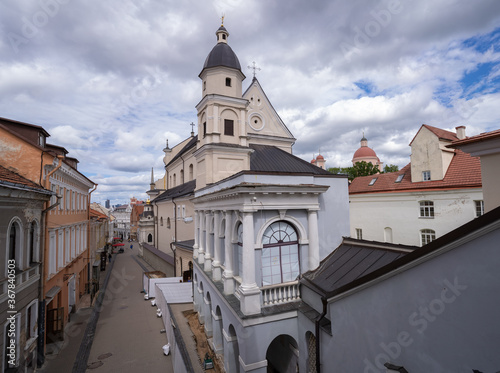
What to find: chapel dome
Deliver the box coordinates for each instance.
[353,146,377,159]
[203,43,241,71]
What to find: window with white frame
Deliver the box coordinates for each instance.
[65,228,70,263]
[58,230,64,269]
[475,200,484,217]
[71,227,76,259]
[28,221,38,265]
[420,229,436,246]
[26,300,38,342]
[49,231,56,275]
[261,221,300,286]
[422,170,431,181]
[355,228,362,240]
[8,219,22,272]
[419,201,434,218]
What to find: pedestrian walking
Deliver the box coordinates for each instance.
[108,253,112,262]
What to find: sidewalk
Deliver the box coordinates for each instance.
[38,255,113,373]
[39,242,173,372]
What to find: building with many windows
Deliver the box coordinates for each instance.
[349,124,483,246]
[0,165,53,372]
[0,116,96,364]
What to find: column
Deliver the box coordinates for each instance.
[212,210,222,281]
[204,295,213,337]
[193,210,199,259]
[204,211,213,271]
[239,211,261,315]
[222,210,234,295]
[308,210,320,270]
[198,211,205,265]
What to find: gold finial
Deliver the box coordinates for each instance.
[221,14,225,26]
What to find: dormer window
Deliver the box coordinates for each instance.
[422,171,431,181]
[38,133,45,147]
[225,77,231,87]
[395,174,404,183]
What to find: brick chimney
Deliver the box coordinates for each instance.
[456,126,466,140]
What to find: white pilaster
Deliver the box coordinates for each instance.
[223,210,234,294]
[212,210,222,281]
[204,211,213,271]
[239,211,261,315]
[308,209,320,270]
[198,211,205,265]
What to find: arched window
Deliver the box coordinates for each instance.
[173,174,177,186]
[160,217,163,226]
[384,227,393,243]
[180,169,184,184]
[189,164,194,181]
[420,229,436,246]
[166,217,171,229]
[147,233,153,243]
[8,219,22,271]
[261,221,299,286]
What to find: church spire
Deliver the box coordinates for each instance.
[149,167,155,190]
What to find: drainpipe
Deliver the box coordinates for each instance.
[180,154,186,184]
[170,242,176,277]
[315,297,327,373]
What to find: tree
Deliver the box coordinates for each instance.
[328,161,379,181]
[383,164,399,173]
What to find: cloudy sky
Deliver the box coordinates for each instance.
[1,0,499,205]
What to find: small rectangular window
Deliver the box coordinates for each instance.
[369,177,377,186]
[355,228,362,240]
[225,77,231,87]
[224,119,234,136]
[422,170,431,181]
[203,122,207,138]
[419,201,434,218]
[395,174,404,183]
[475,200,484,217]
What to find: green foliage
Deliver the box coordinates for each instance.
[328,161,379,181]
[383,164,399,173]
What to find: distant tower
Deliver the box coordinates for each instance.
[310,153,326,170]
[150,167,155,190]
[352,134,382,170]
[105,199,110,208]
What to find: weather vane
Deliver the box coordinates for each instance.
[248,61,261,78]
[221,14,225,26]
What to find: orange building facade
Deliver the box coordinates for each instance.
[0,117,96,361]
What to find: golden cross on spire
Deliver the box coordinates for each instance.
[221,14,225,26]
[248,61,261,78]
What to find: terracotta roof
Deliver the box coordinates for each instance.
[409,124,458,145]
[90,208,108,220]
[448,128,500,147]
[353,146,378,159]
[0,165,49,192]
[349,149,481,194]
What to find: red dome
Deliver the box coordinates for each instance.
[316,154,324,160]
[353,146,377,159]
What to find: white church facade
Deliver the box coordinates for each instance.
[149,22,350,372]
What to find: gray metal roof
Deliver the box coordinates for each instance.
[202,42,241,71]
[249,144,333,175]
[154,180,196,202]
[302,238,416,295]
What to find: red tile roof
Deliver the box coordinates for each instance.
[0,165,47,191]
[349,149,481,194]
[409,124,458,145]
[90,208,108,220]
[449,128,500,147]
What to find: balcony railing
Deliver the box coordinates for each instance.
[261,281,300,307]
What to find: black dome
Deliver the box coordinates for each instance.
[202,43,241,71]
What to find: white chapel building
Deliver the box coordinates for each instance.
[149,22,350,372]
